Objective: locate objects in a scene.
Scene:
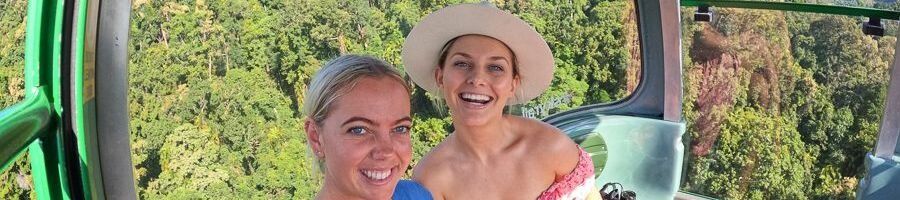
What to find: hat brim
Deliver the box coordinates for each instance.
[401,4,554,105]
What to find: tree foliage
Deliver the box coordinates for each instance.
[681,3,894,199]
[688,108,815,200]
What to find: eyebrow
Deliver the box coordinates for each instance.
[450,52,472,58]
[452,53,510,64]
[489,56,511,64]
[341,116,413,126]
[394,117,412,125]
[341,117,375,126]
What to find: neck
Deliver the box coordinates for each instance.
[450,114,513,164]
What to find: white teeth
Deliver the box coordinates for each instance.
[461,93,491,101]
[362,169,391,180]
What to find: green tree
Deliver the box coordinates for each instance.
[687,108,815,200]
[509,0,633,106]
[144,124,231,199]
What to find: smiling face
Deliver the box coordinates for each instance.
[435,35,520,127]
[306,76,412,200]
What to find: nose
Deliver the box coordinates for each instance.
[370,133,395,160]
[466,67,488,86]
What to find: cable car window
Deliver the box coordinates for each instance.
[506,0,643,119]
[127,0,641,198]
[0,0,34,198]
[679,7,896,199]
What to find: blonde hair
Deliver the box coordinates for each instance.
[302,54,410,174]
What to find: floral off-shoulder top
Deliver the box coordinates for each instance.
[537,147,601,200]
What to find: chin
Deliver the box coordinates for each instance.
[446,105,506,131]
[368,184,397,199]
[453,115,491,127]
[366,191,394,200]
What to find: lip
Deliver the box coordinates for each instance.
[359,166,396,186]
[457,92,494,109]
[461,99,490,110]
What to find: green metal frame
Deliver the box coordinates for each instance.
[18,0,71,199]
[0,93,51,171]
[0,0,103,199]
[681,0,900,20]
[72,0,105,198]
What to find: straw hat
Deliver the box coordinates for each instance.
[401,3,554,105]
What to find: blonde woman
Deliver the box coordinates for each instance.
[402,3,601,200]
[303,55,431,200]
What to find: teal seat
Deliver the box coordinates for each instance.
[856,153,900,200]
[556,114,686,200]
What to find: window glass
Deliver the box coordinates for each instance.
[509,0,643,119]
[679,6,895,199]
[128,0,641,198]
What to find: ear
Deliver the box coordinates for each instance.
[305,119,324,157]
[511,75,521,93]
[434,66,444,87]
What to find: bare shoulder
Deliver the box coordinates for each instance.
[508,116,581,175]
[412,141,454,199]
[508,116,577,150]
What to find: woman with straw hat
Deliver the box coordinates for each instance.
[402,3,601,200]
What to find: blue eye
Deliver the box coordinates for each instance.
[348,127,367,135]
[393,126,410,134]
[488,65,504,72]
[454,61,470,69]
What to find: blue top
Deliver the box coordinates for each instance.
[392,179,433,200]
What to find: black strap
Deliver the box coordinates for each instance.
[599,182,636,200]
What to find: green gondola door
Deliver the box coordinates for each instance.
[0,0,135,199]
